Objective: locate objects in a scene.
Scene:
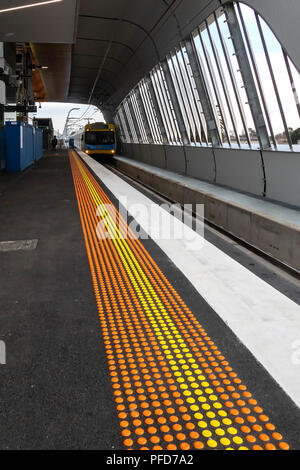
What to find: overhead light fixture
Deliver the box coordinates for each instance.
[30,64,49,70]
[0,1,63,14]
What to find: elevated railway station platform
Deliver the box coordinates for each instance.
[0,0,300,454]
[1,150,300,450]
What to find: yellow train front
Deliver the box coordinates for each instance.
[80,123,117,156]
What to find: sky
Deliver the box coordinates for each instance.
[196,4,300,136]
[31,103,105,136]
[6,103,105,136]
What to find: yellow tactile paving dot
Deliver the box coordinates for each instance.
[69,150,289,451]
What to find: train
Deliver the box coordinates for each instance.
[71,122,117,156]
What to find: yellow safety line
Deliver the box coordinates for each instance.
[70,151,289,451]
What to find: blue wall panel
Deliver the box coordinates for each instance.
[34,128,43,162]
[5,122,43,172]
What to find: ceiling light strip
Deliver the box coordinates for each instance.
[0,0,63,14]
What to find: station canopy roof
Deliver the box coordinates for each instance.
[0,0,217,114]
[1,0,299,118]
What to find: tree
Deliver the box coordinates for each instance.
[291,128,300,144]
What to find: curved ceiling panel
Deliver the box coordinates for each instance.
[4,0,298,115]
[68,0,221,112]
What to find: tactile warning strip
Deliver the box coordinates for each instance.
[69,151,289,450]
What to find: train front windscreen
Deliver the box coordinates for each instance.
[85,131,115,145]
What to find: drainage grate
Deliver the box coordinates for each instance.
[0,239,38,252]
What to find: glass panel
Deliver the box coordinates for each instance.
[85,131,115,145]
[115,1,300,151]
[180,43,208,144]
[168,53,192,144]
[118,108,131,143]
[140,91,155,141]
[153,65,182,143]
[123,100,139,143]
[132,92,148,143]
[237,2,300,148]
[192,29,224,144]
[139,80,163,144]
[129,92,147,143]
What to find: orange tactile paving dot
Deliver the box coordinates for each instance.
[69,150,289,451]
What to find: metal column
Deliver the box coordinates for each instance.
[146,76,168,144]
[135,87,154,144]
[114,113,126,145]
[120,102,134,143]
[127,96,142,143]
[223,3,271,149]
[185,38,222,147]
[161,60,189,145]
